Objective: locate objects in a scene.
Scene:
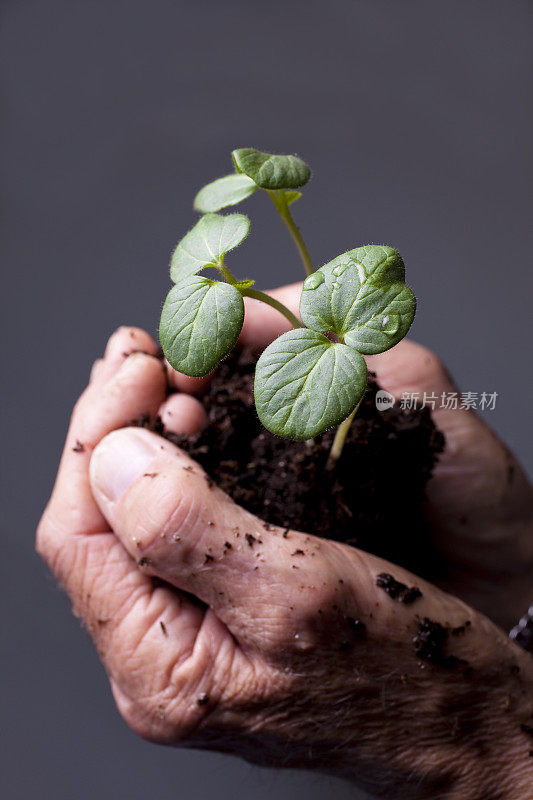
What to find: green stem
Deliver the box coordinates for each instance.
[215,256,300,329]
[326,398,362,470]
[241,288,302,329]
[215,256,237,285]
[267,190,314,277]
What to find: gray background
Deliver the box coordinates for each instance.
[2,1,532,799]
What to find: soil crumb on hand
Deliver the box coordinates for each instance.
[414,618,463,668]
[376,572,422,604]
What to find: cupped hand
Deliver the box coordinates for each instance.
[226,283,533,630]
[37,321,533,799]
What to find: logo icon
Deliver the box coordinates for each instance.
[375,389,395,410]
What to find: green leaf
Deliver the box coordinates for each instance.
[342,283,416,355]
[350,245,406,285]
[254,329,367,440]
[170,213,250,283]
[160,276,244,376]
[299,246,416,355]
[193,174,258,213]
[232,148,310,190]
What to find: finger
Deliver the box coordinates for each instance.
[52,524,206,673]
[88,428,516,670]
[166,363,212,395]
[46,327,163,546]
[240,282,302,348]
[40,506,227,742]
[89,427,341,645]
[366,339,533,616]
[367,338,529,520]
[38,352,167,556]
[90,326,159,386]
[157,393,207,436]
[365,338,458,400]
[38,346,227,725]
[89,357,106,384]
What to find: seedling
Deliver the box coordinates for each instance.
[159,148,416,466]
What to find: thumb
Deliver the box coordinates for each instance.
[89,430,524,671]
[89,427,327,646]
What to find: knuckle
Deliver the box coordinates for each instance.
[424,348,447,378]
[116,689,197,745]
[126,717,154,742]
[71,388,90,419]
[127,472,201,556]
[35,509,78,586]
[393,340,454,394]
[157,485,200,545]
[117,696,158,741]
[411,341,448,379]
[89,358,104,381]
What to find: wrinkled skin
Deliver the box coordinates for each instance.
[37,284,533,799]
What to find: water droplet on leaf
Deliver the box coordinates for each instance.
[381,313,400,334]
[303,272,325,290]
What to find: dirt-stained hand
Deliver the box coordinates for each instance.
[37,317,533,800]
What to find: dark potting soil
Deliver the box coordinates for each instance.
[147,347,445,572]
[376,573,423,605]
[413,618,468,669]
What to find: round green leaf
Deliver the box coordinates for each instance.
[350,245,406,285]
[254,329,367,440]
[170,213,250,283]
[300,261,361,335]
[342,283,416,355]
[160,276,244,376]
[232,148,310,190]
[193,174,258,213]
[300,246,416,355]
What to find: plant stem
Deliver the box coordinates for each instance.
[215,256,237,285]
[326,399,362,471]
[215,257,301,329]
[241,288,302,329]
[267,190,314,277]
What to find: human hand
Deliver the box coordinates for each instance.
[37,322,533,799]
[228,283,533,631]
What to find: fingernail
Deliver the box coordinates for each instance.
[90,429,159,502]
[119,351,149,373]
